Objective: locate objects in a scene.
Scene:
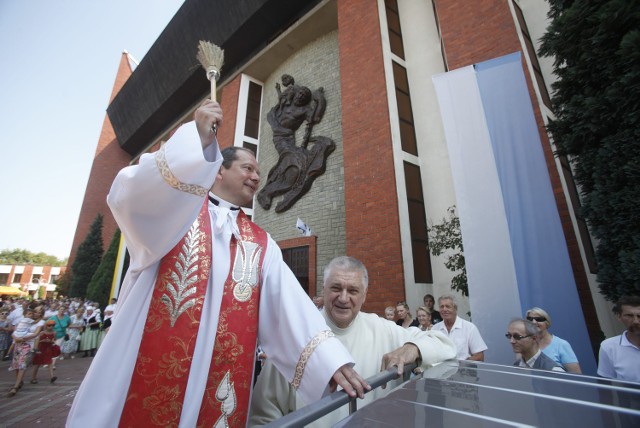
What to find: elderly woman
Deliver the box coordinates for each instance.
[416,306,433,331]
[62,307,85,359]
[395,302,419,328]
[79,306,101,358]
[525,307,582,374]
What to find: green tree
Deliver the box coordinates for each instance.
[0,248,65,266]
[54,271,71,297]
[428,206,468,296]
[87,229,121,309]
[69,215,104,298]
[539,0,640,300]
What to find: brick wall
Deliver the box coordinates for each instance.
[218,77,241,150]
[338,0,405,315]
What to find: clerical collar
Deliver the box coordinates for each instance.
[208,193,240,211]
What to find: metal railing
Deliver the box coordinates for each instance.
[263,362,417,427]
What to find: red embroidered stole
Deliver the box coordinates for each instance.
[119,201,267,428]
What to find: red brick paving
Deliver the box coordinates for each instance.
[0,354,94,427]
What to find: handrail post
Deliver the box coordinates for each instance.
[348,398,357,415]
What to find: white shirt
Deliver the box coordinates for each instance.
[67,122,354,428]
[598,331,640,383]
[44,309,58,319]
[432,316,488,360]
[249,311,456,427]
[103,303,117,320]
[8,306,22,326]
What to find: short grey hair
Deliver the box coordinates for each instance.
[323,256,368,289]
[438,294,458,310]
[509,318,541,337]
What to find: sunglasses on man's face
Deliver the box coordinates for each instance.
[526,316,546,323]
[505,333,532,341]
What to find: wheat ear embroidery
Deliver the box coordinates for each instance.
[161,221,203,327]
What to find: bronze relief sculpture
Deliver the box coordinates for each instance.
[257,74,336,213]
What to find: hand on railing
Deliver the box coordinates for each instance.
[263,362,417,428]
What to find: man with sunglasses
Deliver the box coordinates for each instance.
[507,318,565,371]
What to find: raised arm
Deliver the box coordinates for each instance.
[107,100,224,270]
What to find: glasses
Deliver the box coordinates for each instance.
[526,316,546,323]
[505,333,532,341]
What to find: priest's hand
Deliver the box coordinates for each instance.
[329,364,371,399]
[381,343,421,377]
[195,99,223,148]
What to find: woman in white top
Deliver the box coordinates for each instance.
[61,307,85,358]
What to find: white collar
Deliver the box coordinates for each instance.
[209,192,240,210]
[523,349,543,367]
[209,192,241,237]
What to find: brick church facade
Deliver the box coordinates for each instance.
[68,0,617,366]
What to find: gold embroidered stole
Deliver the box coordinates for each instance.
[196,210,266,428]
[119,201,266,428]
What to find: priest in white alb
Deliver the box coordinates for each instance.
[67,100,369,428]
[249,256,457,427]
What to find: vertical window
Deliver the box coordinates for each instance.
[512,1,551,109]
[404,162,433,283]
[385,1,431,283]
[243,142,258,156]
[282,246,309,293]
[393,62,418,156]
[236,76,264,212]
[13,273,22,284]
[385,0,405,59]
[0,273,8,285]
[244,81,262,139]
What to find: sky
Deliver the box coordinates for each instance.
[0,0,185,260]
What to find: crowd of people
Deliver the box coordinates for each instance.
[383,293,569,368]
[0,296,117,397]
[382,293,639,382]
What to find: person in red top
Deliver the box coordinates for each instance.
[31,319,60,384]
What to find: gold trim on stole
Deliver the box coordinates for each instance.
[291,330,336,389]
